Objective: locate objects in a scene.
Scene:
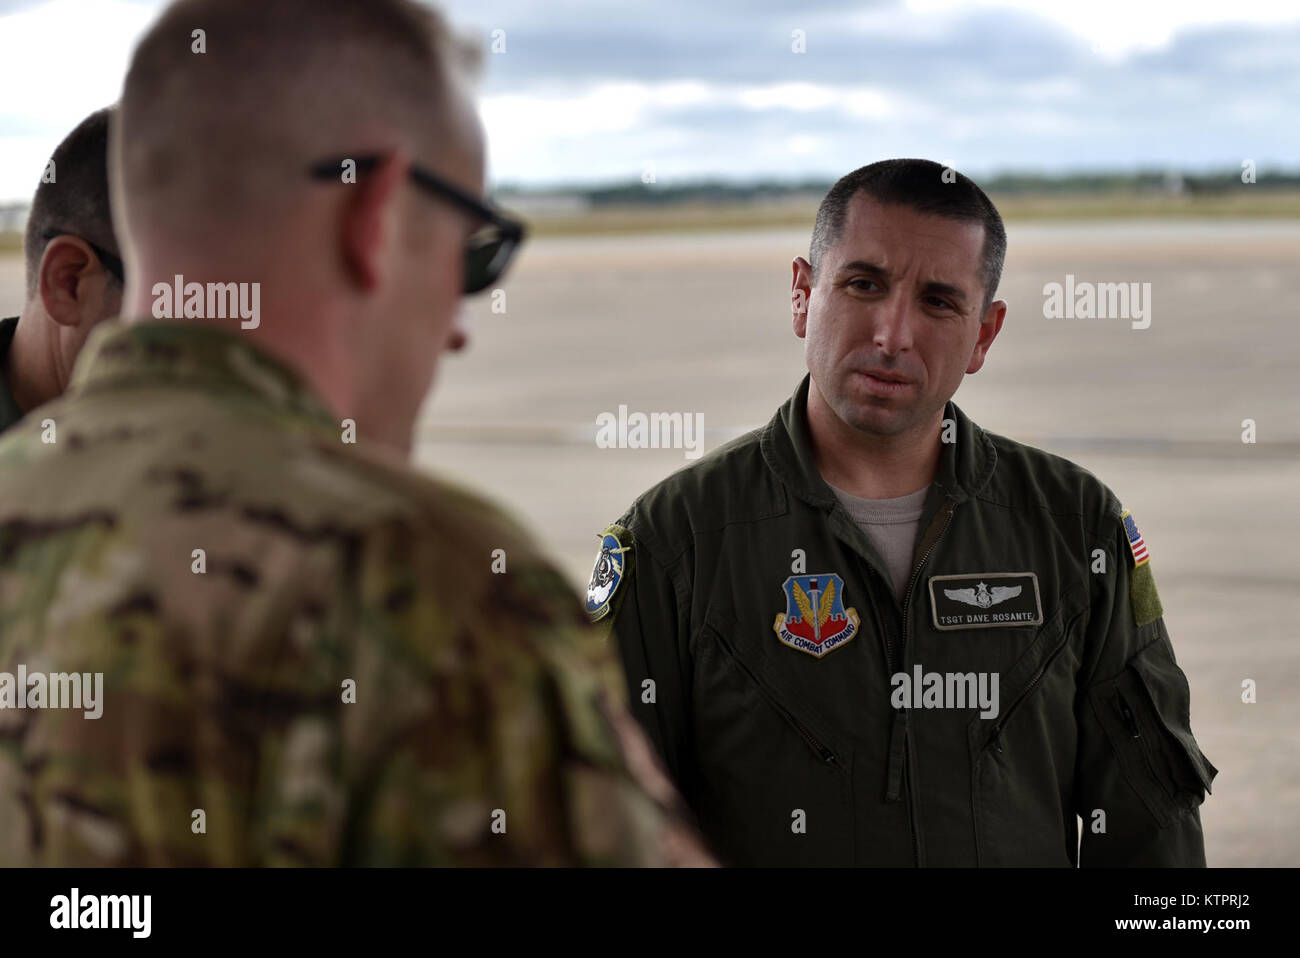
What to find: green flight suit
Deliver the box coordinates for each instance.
[0,317,22,433]
[599,374,1216,866]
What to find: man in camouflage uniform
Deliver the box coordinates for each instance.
[0,0,711,867]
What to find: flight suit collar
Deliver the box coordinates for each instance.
[68,319,338,431]
[0,316,22,432]
[760,372,998,509]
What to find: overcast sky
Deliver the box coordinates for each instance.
[1,0,1297,201]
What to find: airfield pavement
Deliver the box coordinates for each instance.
[2,218,1296,866]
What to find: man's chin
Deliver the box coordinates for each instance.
[837,399,922,439]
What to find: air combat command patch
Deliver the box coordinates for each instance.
[586,525,633,622]
[773,573,860,658]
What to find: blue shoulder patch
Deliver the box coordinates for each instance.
[585,525,633,622]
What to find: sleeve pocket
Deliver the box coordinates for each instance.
[1090,636,1219,829]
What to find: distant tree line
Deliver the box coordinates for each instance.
[499,168,1300,206]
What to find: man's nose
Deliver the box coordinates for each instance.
[872,294,914,353]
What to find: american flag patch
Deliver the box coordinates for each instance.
[1121,509,1150,567]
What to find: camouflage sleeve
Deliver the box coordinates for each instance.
[0,482,711,866]
[335,518,715,867]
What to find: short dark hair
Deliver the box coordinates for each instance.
[117,0,479,240]
[809,158,1007,312]
[24,106,119,298]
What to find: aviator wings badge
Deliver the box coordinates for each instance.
[944,581,1022,609]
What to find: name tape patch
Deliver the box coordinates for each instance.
[928,572,1043,631]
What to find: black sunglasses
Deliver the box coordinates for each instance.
[308,155,526,294]
[41,229,124,284]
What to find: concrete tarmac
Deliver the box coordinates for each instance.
[2,218,1296,865]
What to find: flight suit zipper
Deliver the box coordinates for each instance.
[899,499,957,666]
[983,610,1083,753]
[894,497,957,865]
[1116,692,1142,739]
[714,632,842,767]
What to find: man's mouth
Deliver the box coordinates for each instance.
[856,369,913,396]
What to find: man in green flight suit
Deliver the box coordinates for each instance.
[1,107,122,433]
[593,158,1215,867]
[0,0,712,867]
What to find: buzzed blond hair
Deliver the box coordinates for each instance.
[113,0,480,247]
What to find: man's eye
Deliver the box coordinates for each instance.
[925,296,955,310]
[847,279,878,292]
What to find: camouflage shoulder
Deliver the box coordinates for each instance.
[534,606,715,866]
[559,684,717,867]
[313,438,601,645]
[306,435,554,563]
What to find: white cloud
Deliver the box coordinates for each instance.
[0,0,1296,195]
[905,0,1300,58]
[786,134,827,156]
[0,0,157,201]
[479,79,903,180]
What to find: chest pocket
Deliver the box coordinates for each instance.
[965,598,1086,865]
[690,615,854,866]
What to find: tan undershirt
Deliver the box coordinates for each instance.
[827,482,930,601]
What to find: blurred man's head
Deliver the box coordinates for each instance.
[792,158,1007,444]
[112,0,496,452]
[11,106,122,411]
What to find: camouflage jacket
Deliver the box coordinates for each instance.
[0,319,711,867]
